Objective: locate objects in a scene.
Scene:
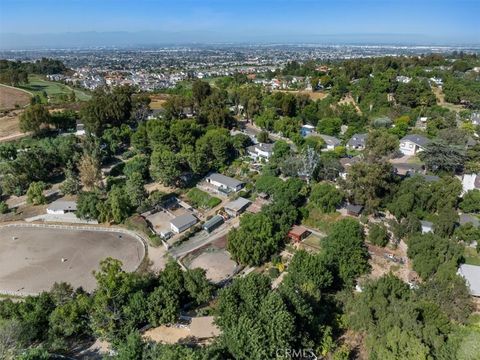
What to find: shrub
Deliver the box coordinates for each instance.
[368,223,389,247]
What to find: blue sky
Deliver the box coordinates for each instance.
[0,0,479,46]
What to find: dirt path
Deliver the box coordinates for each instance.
[432,85,464,112]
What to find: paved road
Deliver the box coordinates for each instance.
[169,218,239,259]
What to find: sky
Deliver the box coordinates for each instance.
[0,0,479,48]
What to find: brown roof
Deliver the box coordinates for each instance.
[288,225,309,237]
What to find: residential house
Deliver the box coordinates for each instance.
[396,75,412,84]
[421,220,433,234]
[429,77,443,87]
[224,197,251,217]
[300,124,316,137]
[288,225,310,242]
[459,214,480,228]
[415,117,428,130]
[203,215,224,233]
[247,143,274,162]
[392,162,424,177]
[46,200,77,215]
[206,173,245,194]
[399,134,430,156]
[346,204,363,217]
[471,112,480,126]
[461,174,480,195]
[170,214,198,234]
[318,134,341,151]
[75,120,86,136]
[458,264,480,297]
[339,156,362,179]
[346,133,368,150]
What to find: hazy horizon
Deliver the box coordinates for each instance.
[0,0,479,50]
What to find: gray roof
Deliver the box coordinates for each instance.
[47,200,77,212]
[421,220,433,228]
[339,156,362,168]
[401,134,430,147]
[171,214,197,229]
[346,204,363,214]
[248,143,274,154]
[458,264,480,296]
[225,197,251,212]
[256,143,274,152]
[459,214,480,227]
[347,133,367,147]
[319,134,341,146]
[206,173,244,189]
[421,174,440,182]
[203,215,224,229]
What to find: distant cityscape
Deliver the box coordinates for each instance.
[2,44,479,91]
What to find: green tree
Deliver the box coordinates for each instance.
[419,140,466,174]
[149,148,183,186]
[434,207,458,237]
[309,182,344,213]
[364,129,399,161]
[460,189,480,213]
[227,213,278,266]
[407,233,463,279]
[125,172,146,209]
[76,191,102,220]
[19,104,51,135]
[26,181,47,205]
[106,186,131,224]
[344,161,395,213]
[368,223,389,247]
[322,218,369,287]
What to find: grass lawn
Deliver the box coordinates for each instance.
[19,75,91,104]
[301,234,323,251]
[303,206,343,234]
[186,188,221,209]
[464,246,480,266]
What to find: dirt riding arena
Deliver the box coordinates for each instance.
[0,224,145,296]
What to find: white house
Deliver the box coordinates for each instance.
[461,173,480,195]
[421,220,433,234]
[458,264,480,297]
[471,112,480,126]
[46,200,77,215]
[318,134,341,151]
[205,173,244,193]
[396,75,411,84]
[399,134,430,156]
[247,143,274,161]
[75,120,86,136]
[170,214,197,234]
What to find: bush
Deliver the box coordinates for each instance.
[0,201,8,214]
[26,181,47,205]
[368,223,389,247]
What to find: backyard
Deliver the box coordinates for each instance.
[187,188,221,209]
